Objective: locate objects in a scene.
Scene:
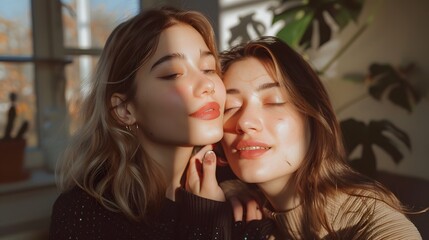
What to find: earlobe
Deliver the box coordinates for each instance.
[111,93,136,126]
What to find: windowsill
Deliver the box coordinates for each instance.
[0,169,56,195]
[0,169,58,238]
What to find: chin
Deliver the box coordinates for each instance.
[190,130,223,145]
[233,167,269,184]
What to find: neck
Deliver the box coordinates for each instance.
[139,137,194,201]
[257,175,300,212]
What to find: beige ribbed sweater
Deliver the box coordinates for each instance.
[263,190,422,239]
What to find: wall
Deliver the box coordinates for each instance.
[318,0,429,180]
[220,0,429,181]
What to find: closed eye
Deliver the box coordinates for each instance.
[202,69,216,74]
[265,102,286,106]
[159,73,182,80]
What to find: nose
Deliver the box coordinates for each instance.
[194,72,216,97]
[236,106,262,134]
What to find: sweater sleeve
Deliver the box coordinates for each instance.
[176,188,232,240]
[364,199,422,240]
[329,194,422,240]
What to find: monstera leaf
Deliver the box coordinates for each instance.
[367,63,422,112]
[340,118,411,177]
[274,0,364,49]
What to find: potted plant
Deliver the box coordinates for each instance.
[226,0,428,236]
[0,92,29,183]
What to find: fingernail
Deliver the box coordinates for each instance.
[204,150,216,165]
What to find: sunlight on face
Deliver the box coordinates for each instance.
[221,57,310,184]
[132,23,226,146]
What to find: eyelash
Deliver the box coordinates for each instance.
[266,102,286,106]
[159,73,182,80]
[159,68,215,80]
[202,69,216,74]
[224,102,286,113]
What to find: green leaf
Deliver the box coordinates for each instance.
[342,73,365,83]
[276,11,314,48]
[340,0,365,21]
[272,5,307,24]
[274,0,364,49]
[326,6,352,30]
[317,12,332,46]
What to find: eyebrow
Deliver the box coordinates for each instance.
[150,50,214,72]
[226,82,280,94]
[150,53,184,71]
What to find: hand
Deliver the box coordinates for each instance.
[186,145,225,202]
[230,197,262,222]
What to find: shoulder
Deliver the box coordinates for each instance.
[52,186,106,215]
[49,186,125,239]
[328,190,422,239]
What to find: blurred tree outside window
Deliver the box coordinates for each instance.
[61,0,139,134]
[0,0,36,147]
[0,0,140,168]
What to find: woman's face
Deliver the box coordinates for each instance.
[221,57,310,184]
[131,23,225,146]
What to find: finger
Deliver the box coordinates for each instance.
[230,197,244,222]
[245,199,262,222]
[186,145,213,193]
[186,154,201,193]
[201,150,217,187]
[255,205,262,220]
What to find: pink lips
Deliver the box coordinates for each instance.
[189,102,220,120]
[235,140,271,159]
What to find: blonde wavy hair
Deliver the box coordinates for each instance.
[220,36,409,238]
[57,6,220,222]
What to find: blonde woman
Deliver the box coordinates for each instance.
[219,36,422,239]
[49,6,230,239]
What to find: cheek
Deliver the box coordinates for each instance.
[158,85,189,110]
[274,117,309,162]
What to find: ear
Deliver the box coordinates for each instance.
[111,93,137,126]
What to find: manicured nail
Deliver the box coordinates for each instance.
[204,150,216,165]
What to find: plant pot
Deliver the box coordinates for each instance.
[0,138,29,183]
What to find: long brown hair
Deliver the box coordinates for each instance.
[220,36,405,238]
[57,6,219,222]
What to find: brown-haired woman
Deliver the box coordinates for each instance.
[49,6,231,240]
[219,36,423,239]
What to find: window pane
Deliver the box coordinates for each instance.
[0,0,35,147]
[0,0,32,55]
[219,0,277,51]
[62,0,140,48]
[65,55,99,133]
[0,63,37,146]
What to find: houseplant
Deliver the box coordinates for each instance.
[0,92,29,183]
[226,0,428,236]
[269,0,425,177]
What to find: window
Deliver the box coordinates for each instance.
[61,0,139,133]
[0,0,36,147]
[219,0,279,51]
[0,0,140,177]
